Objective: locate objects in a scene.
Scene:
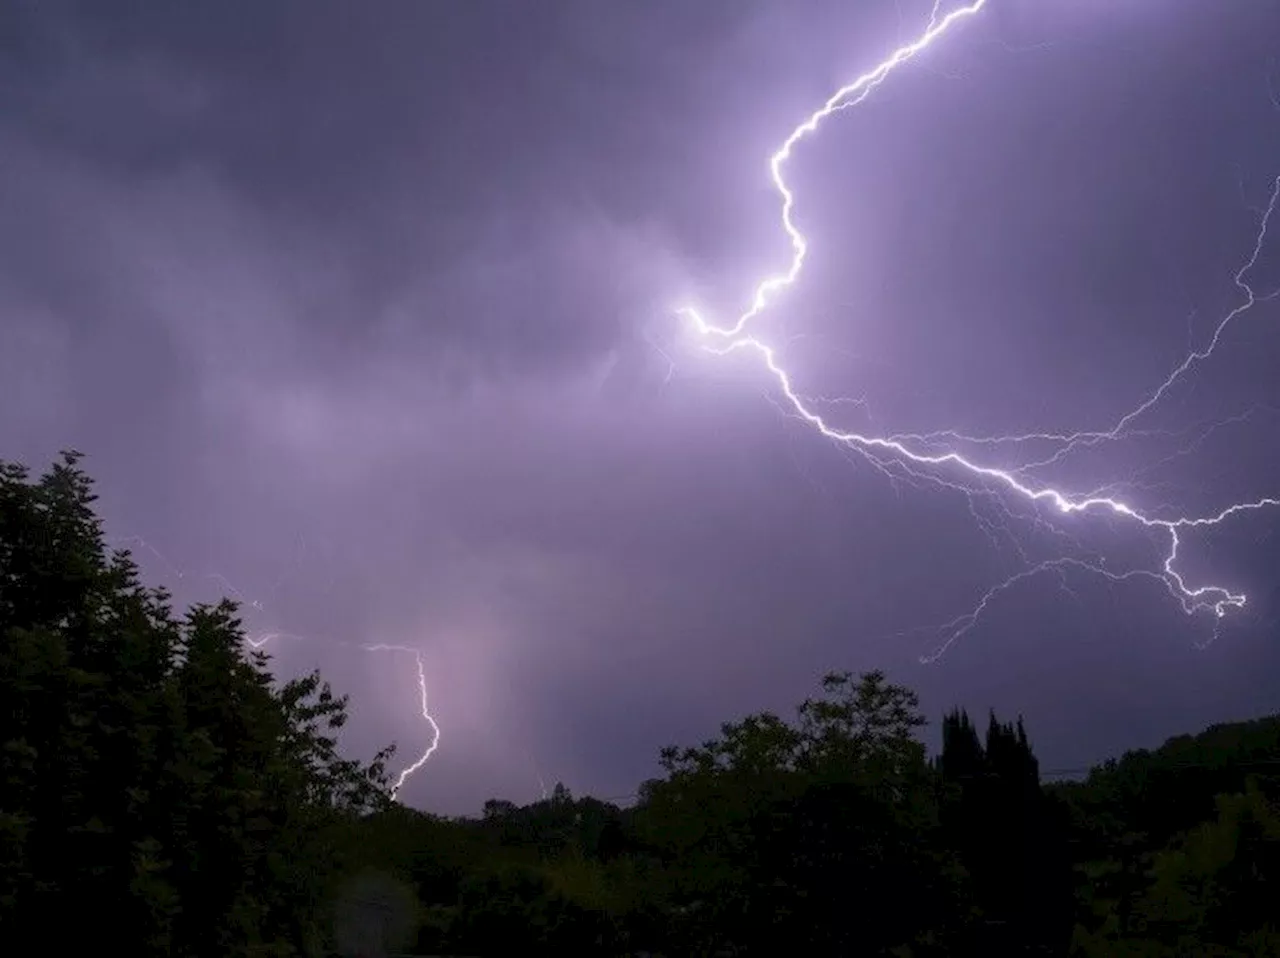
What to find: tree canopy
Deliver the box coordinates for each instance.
[1,452,394,955]
[3,452,1278,956]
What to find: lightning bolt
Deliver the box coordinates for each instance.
[676,0,1280,656]
[362,644,442,798]
[113,535,440,799]
[526,751,551,802]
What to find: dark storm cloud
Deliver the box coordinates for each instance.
[3,0,1280,813]
[4,0,698,380]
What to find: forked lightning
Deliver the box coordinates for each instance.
[676,0,1280,657]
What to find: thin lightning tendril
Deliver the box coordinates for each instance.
[676,0,1280,657]
[363,644,442,798]
[114,536,439,800]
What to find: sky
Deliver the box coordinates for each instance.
[3,0,1280,814]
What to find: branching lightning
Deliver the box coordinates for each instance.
[676,0,1280,658]
[114,535,440,799]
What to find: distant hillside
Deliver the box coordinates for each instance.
[1054,713,1280,848]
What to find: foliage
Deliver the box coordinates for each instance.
[5,453,1280,955]
[0,453,394,955]
[1060,718,1280,956]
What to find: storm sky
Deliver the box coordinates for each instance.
[3,0,1280,814]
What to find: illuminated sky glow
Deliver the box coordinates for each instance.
[678,0,1280,660]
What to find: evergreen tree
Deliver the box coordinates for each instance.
[0,453,394,955]
[939,707,985,781]
[939,706,1072,955]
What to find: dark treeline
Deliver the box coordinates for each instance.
[3,454,1279,956]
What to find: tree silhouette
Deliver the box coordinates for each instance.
[0,452,393,955]
[7,452,1279,955]
[938,706,1072,954]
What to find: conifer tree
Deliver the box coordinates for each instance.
[1,453,395,955]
